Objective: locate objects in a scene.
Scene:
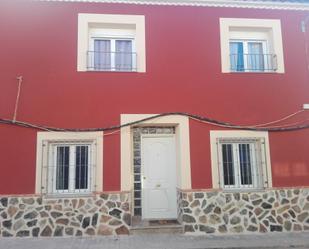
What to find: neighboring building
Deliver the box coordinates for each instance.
[0,0,309,237]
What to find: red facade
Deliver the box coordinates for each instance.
[0,0,309,194]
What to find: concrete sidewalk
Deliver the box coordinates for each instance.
[1,232,309,249]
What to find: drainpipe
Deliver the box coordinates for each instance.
[301,16,309,110]
[301,16,309,76]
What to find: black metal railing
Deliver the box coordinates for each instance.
[230,53,277,72]
[87,51,137,72]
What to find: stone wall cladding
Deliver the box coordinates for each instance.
[2,189,308,237]
[180,188,309,234]
[0,193,131,237]
[177,190,183,223]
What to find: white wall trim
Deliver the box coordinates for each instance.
[220,18,285,73]
[77,13,146,72]
[120,114,191,191]
[41,0,309,11]
[210,130,273,189]
[35,131,103,194]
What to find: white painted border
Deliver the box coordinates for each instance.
[77,13,146,72]
[120,114,191,191]
[35,132,103,194]
[220,18,285,73]
[210,130,272,189]
[41,0,309,11]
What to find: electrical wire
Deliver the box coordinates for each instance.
[1,111,309,133]
[256,118,309,129]
[246,110,305,127]
[12,76,23,123]
[102,129,120,136]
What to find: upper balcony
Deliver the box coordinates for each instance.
[230,53,278,73]
[87,51,137,72]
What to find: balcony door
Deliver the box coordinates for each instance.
[229,40,268,72]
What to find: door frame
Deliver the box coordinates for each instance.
[140,133,177,220]
[120,114,192,218]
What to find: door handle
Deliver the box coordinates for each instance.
[143,176,146,180]
[156,184,161,188]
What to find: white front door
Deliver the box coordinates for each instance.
[141,135,177,219]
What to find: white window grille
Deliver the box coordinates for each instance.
[46,141,94,194]
[42,140,97,195]
[36,132,103,196]
[217,138,265,190]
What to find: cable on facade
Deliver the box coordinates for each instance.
[0,111,309,133]
[12,76,23,123]
[246,110,305,127]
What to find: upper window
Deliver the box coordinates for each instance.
[210,131,272,190]
[77,13,145,73]
[220,18,284,73]
[89,38,136,71]
[36,132,103,196]
[229,40,273,72]
[88,25,137,71]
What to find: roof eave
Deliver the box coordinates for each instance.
[38,0,309,11]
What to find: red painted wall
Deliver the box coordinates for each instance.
[0,1,309,194]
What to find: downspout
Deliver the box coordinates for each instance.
[301,15,309,110]
[301,15,309,78]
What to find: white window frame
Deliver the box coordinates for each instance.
[48,142,92,194]
[220,18,284,73]
[78,13,145,73]
[218,138,262,190]
[89,36,137,71]
[36,132,103,196]
[210,130,272,191]
[229,39,268,72]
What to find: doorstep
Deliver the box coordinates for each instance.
[130,216,184,235]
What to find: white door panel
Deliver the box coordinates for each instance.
[141,135,177,219]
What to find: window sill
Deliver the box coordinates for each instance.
[224,71,279,74]
[83,70,140,73]
[43,192,95,199]
[220,188,267,193]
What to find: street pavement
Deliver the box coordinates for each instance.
[0,232,309,249]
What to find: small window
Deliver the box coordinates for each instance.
[49,143,92,194]
[210,131,272,190]
[88,37,136,71]
[218,138,263,189]
[229,40,274,72]
[36,132,103,196]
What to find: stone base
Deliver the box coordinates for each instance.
[0,193,131,237]
[1,188,309,237]
[178,188,309,234]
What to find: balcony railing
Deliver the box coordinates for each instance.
[87,51,137,72]
[230,53,277,72]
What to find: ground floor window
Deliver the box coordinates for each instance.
[210,131,272,190]
[49,143,92,194]
[36,132,103,196]
[219,138,262,189]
